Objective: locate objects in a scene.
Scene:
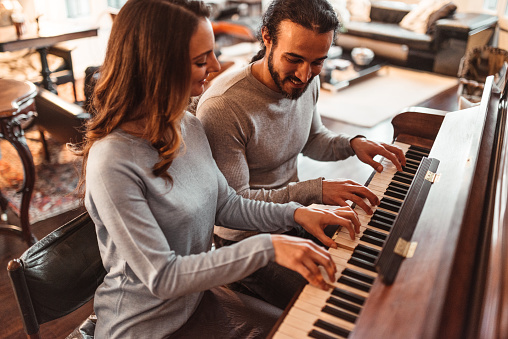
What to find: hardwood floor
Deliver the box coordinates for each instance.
[0,78,459,338]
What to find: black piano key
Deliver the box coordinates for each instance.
[313,320,351,338]
[355,244,380,257]
[368,219,392,232]
[389,181,409,192]
[392,174,412,185]
[332,287,366,306]
[405,158,421,167]
[371,212,395,222]
[378,200,401,213]
[353,250,377,264]
[382,196,403,206]
[342,268,375,284]
[409,145,431,154]
[387,184,408,195]
[326,295,362,314]
[406,148,426,157]
[360,234,385,247]
[408,146,430,155]
[384,189,405,201]
[396,171,414,180]
[322,305,358,323]
[348,257,377,272]
[374,209,398,220]
[405,153,423,162]
[401,166,417,175]
[309,328,347,339]
[363,228,387,241]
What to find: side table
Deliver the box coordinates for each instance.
[0,79,38,245]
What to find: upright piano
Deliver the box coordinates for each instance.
[270,75,508,339]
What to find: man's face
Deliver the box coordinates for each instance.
[264,20,333,99]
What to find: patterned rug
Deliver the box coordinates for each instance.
[0,129,82,224]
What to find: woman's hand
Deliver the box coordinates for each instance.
[294,206,360,249]
[271,234,336,290]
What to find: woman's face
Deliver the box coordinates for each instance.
[189,18,220,97]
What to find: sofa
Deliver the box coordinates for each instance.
[335,0,498,76]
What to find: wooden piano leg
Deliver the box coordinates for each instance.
[0,116,37,246]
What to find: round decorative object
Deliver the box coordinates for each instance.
[351,47,375,66]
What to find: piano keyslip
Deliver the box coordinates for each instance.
[272,142,432,338]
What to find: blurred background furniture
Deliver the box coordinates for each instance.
[7,211,105,339]
[35,87,90,147]
[0,79,37,245]
[336,0,498,76]
[0,23,98,96]
[457,45,508,104]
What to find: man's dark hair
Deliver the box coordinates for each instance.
[251,0,340,62]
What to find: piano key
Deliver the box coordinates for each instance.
[326,295,363,314]
[314,319,350,338]
[363,228,388,241]
[331,287,366,306]
[291,299,356,331]
[384,189,406,200]
[293,292,361,329]
[322,305,358,323]
[359,234,384,247]
[348,257,377,272]
[342,268,375,285]
[272,141,422,339]
[278,314,341,339]
[309,329,346,339]
[368,219,393,232]
[337,276,371,292]
[329,250,379,278]
[355,244,380,257]
[272,330,302,339]
[352,250,377,264]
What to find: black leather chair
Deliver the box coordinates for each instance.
[7,211,105,339]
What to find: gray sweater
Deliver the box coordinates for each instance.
[85,112,301,338]
[196,64,355,241]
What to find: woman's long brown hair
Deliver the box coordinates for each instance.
[73,0,210,197]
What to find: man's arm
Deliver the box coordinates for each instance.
[197,96,323,205]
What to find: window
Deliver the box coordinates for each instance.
[107,0,128,9]
[66,0,90,18]
[484,0,498,11]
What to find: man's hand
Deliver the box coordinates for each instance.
[322,179,379,214]
[293,206,360,249]
[350,137,406,173]
[271,234,336,291]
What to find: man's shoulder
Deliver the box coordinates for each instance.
[200,64,253,103]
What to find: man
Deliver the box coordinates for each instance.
[196,0,405,309]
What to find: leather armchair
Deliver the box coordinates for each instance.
[7,212,105,339]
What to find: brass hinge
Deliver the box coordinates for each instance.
[425,170,441,183]
[394,238,418,258]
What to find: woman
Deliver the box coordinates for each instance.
[77,0,360,337]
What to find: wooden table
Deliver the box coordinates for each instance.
[0,22,98,94]
[0,79,38,245]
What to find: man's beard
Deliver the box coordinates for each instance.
[267,48,313,100]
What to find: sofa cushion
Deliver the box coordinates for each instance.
[399,0,451,34]
[426,2,457,34]
[345,21,433,50]
[347,0,371,22]
[370,1,414,23]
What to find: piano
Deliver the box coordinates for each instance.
[269,75,508,339]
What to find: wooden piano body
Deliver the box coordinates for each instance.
[271,76,508,339]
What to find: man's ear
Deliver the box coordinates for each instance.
[261,27,272,48]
